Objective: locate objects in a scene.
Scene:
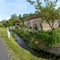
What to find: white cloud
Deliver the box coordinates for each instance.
[55,2,60,9]
[57,3,60,5]
[7,2,28,9]
[0,0,35,20]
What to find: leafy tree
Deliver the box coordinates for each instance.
[22,14,30,20]
[19,14,22,20]
[2,20,8,27]
[19,13,34,25]
[9,14,20,26]
[19,14,21,19]
[22,13,33,19]
[27,0,60,31]
[58,7,60,16]
[27,0,60,46]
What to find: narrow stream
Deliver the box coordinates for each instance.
[14,33,31,50]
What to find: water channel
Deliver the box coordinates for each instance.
[12,32,60,60]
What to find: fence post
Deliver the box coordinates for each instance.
[7,28,10,38]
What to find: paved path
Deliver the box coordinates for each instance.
[0,39,11,60]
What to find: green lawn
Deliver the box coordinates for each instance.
[0,27,47,60]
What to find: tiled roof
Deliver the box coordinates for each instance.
[24,14,40,21]
[24,13,60,21]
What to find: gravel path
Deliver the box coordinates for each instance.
[0,39,11,60]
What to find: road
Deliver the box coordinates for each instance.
[0,39,11,60]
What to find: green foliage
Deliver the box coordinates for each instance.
[8,14,20,26]
[53,28,60,33]
[0,23,4,27]
[29,41,38,49]
[51,32,60,45]
[37,31,50,46]
[14,28,33,43]
[2,21,8,27]
[14,27,60,48]
[1,14,20,27]
[36,30,60,46]
[19,24,25,27]
[19,14,22,20]
[27,0,60,30]
[21,13,34,20]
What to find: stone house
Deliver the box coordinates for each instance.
[24,14,59,30]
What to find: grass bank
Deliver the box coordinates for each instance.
[0,27,47,60]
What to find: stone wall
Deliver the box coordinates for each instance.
[24,18,59,30]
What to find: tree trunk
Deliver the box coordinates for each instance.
[51,21,54,31]
[47,20,52,29]
[47,20,54,34]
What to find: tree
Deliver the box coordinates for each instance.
[9,14,20,26]
[20,13,34,25]
[58,7,60,16]
[2,20,8,27]
[27,0,60,31]
[22,13,33,19]
[23,14,29,19]
[19,14,22,20]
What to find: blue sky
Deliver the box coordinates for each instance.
[0,0,60,21]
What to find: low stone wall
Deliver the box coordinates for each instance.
[37,45,60,55]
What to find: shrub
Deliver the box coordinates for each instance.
[37,31,50,46]
[53,28,60,33]
[14,28,60,47]
[36,31,60,47]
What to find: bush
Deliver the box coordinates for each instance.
[14,28,60,47]
[51,32,60,46]
[36,31,50,46]
[53,28,60,33]
[36,31,60,47]
[14,28,33,42]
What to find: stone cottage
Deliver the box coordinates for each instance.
[24,14,59,30]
